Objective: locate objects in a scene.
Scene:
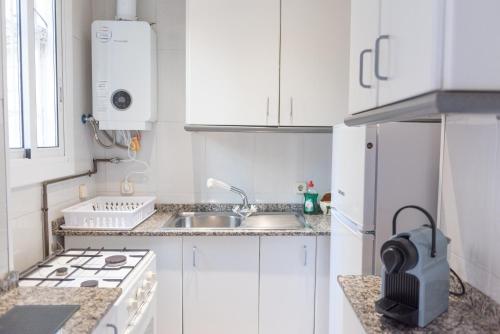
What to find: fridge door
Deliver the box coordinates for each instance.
[332,124,377,231]
[330,210,374,334]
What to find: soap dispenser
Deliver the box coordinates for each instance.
[303,180,318,214]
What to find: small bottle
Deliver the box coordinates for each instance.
[304,180,319,214]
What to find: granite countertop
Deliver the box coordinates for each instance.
[338,275,500,333]
[53,203,331,237]
[0,287,121,334]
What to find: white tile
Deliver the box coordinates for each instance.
[303,133,332,197]
[137,0,157,23]
[92,0,116,20]
[156,0,186,50]
[155,122,205,201]
[448,252,491,298]
[490,116,500,280]
[101,128,159,195]
[11,212,44,271]
[203,132,255,202]
[439,114,500,302]
[157,50,186,123]
[440,115,496,271]
[8,186,42,219]
[254,133,303,199]
[72,0,92,40]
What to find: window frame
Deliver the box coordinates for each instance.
[3,0,75,187]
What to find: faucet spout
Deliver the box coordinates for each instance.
[229,186,250,209]
[206,178,256,217]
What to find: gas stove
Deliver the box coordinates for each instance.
[19,248,158,334]
[20,248,150,288]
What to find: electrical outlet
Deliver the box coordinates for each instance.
[295,182,307,194]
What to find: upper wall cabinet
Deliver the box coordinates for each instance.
[187,0,280,126]
[279,0,349,127]
[348,0,500,115]
[348,0,380,113]
[187,0,349,127]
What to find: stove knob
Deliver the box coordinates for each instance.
[142,279,152,291]
[136,287,146,302]
[146,271,156,282]
[127,298,138,314]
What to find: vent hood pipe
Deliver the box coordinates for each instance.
[116,0,137,21]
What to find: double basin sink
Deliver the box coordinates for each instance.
[162,212,308,230]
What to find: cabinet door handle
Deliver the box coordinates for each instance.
[290,97,294,123]
[359,49,372,88]
[266,97,270,124]
[192,246,197,267]
[374,35,389,81]
[303,245,308,266]
[106,324,118,334]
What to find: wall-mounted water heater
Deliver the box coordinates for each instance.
[92,18,157,130]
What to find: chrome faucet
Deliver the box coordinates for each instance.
[206,178,257,218]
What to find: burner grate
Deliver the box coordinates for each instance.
[19,247,150,288]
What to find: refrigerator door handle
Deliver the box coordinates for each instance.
[332,210,373,236]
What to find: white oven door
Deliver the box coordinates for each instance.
[124,283,158,334]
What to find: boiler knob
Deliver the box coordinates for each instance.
[136,287,146,302]
[127,298,138,314]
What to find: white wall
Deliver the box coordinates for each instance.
[439,114,500,303]
[8,0,96,271]
[92,0,333,204]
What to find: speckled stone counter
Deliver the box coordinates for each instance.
[0,287,121,334]
[53,203,331,237]
[338,275,500,333]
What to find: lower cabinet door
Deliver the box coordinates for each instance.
[182,236,259,334]
[259,236,317,334]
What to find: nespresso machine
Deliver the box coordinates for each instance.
[375,205,449,327]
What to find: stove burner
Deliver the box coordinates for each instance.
[80,280,98,288]
[55,267,68,276]
[105,255,127,267]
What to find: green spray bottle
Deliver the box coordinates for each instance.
[303,180,318,214]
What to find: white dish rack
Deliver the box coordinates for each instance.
[61,196,156,230]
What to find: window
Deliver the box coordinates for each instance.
[4,0,23,149]
[4,0,62,152]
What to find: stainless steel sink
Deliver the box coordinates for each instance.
[162,212,307,230]
[243,213,306,229]
[164,212,243,229]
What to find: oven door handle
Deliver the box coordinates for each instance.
[106,324,118,334]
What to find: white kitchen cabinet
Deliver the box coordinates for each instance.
[347,0,380,114]
[186,0,280,126]
[259,236,316,334]
[348,0,500,115]
[377,0,444,106]
[280,0,349,126]
[182,236,259,334]
[187,0,349,127]
[314,236,330,334]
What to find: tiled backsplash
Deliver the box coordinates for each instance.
[440,114,500,303]
[95,127,332,204]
